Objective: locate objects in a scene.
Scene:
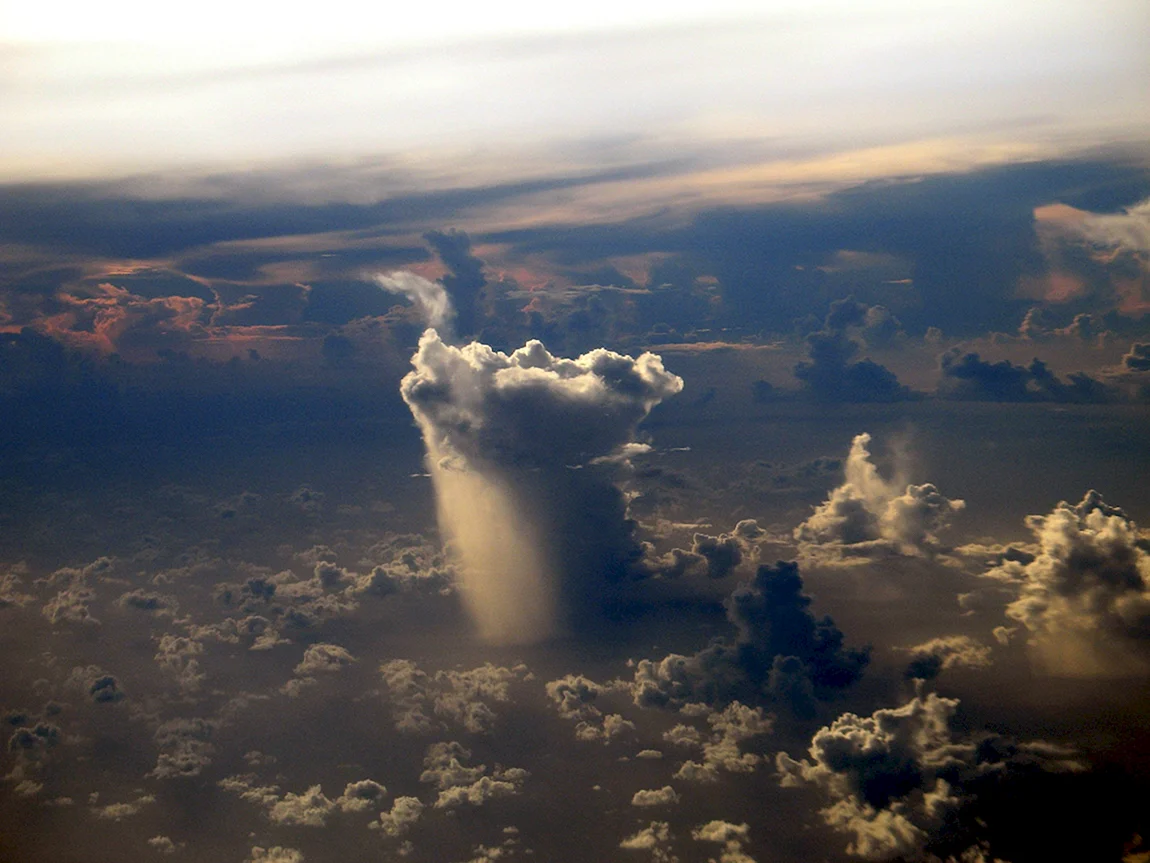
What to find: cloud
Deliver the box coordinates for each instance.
[544,673,636,743]
[154,634,206,693]
[0,568,33,609]
[776,689,1085,860]
[401,329,682,640]
[670,702,773,783]
[794,300,911,403]
[150,717,216,779]
[630,560,868,717]
[39,558,114,626]
[419,741,529,809]
[896,636,993,680]
[66,665,126,703]
[794,434,964,562]
[619,821,674,857]
[631,786,681,807]
[293,642,357,675]
[247,848,304,863]
[989,490,1150,676]
[92,793,156,820]
[28,282,209,359]
[1124,342,1150,372]
[425,230,487,338]
[938,351,1117,403]
[373,796,425,837]
[379,660,528,734]
[147,836,179,854]
[220,775,387,826]
[643,520,765,581]
[372,271,455,337]
[692,821,756,863]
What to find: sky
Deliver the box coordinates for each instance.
[2,3,1150,863]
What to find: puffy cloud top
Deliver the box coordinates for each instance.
[995,490,1150,675]
[401,330,683,470]
[777,690,1084,860]
[795,434,964,560]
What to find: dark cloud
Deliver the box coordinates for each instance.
[66,666,126,704]
[484,158,1150,336]
[630,560,869,717]
[0,162,678,259]
[1124,342,1150,372]
[425,230,487,338]
[794,300,911,402]
[776,689,1085,860]
[938,350,1118,402]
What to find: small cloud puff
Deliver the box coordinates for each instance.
[896,636,993,680]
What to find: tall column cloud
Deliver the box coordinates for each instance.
[401,327,683,642]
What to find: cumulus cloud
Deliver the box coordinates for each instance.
[896,636,993,680]
[794,299,911,402]
[1123,342,1150,372]
[401,328,682,641]
[545,673,635,743]
[619,821,677,861]
[147,835,179,854]
[631,785,681,807]
[28,282,208,359]
[670,702,773,783]
[419,741,528,809]
[794,434,964,562]
[39,558,113,625]
[988,490,1150,675]
[692,821,757,863]
[379,660,528,734]
[642,520,765,581]
[0,568,33,609]
[373,796,424,837]
[630,560,868,717]
[938,351,1116,403]
[150,717,216,779]
[425,230,488,338]
[220,775,387,826]
[247,847,304,863]
[118,588,176,615]
[776,689,1084,860]
[92,793,155,820]
[283,642,358,695]
[66,665,126,703]
[154,634,206,693]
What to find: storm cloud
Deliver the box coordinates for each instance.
[400,327,682,640]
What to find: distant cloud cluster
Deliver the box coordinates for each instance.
[379,660,530,734]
